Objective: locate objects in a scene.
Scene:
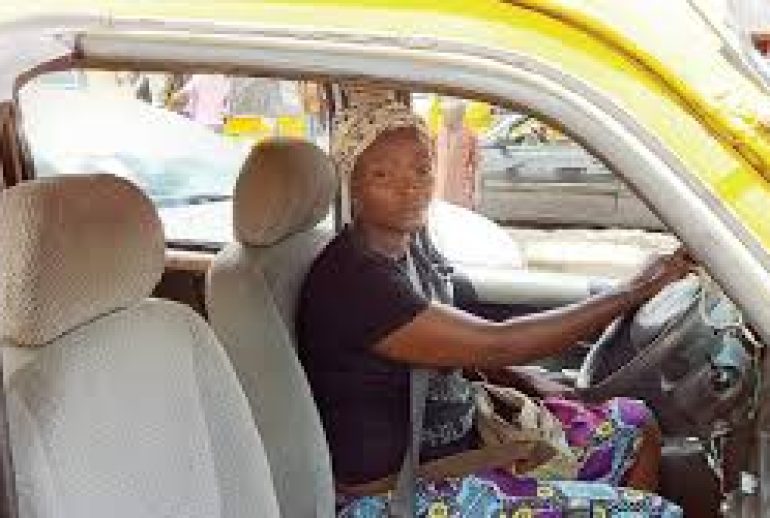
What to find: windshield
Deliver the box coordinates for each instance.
[21,72,655,268]
[20,73,333,245]
[21,85,249,208]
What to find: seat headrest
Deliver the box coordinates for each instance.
[0,175,164,346]
[234,138,337,247]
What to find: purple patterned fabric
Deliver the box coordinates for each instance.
[337,397,682,516]
[543,396,651,485]
[339,473,682,517]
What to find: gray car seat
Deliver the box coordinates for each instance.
[207,138,338,518]
[0,175,280,518]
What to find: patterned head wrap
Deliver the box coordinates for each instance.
[330,83,433,222]
[330,85,432,182]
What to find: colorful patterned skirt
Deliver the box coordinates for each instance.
[338,397,683,517]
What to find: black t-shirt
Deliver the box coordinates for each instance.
[297,226,475,484]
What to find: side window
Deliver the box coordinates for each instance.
[19,71,330,248]
[485,115,610,186]
[412,94,670,277]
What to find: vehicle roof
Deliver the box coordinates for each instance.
[3,0,770,250]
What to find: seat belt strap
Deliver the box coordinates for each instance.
[391,368,430,517]
[390,251,432,517]
[0,342,19,518]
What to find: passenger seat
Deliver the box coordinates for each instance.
[207,139,338,518]
[0,175,280,518]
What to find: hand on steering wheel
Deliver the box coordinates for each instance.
[623,247,695,307]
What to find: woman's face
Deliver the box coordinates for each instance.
[351,127,434,234]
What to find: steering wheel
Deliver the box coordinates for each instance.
[574,276,753,437]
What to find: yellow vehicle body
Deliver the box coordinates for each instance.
[2,0,769,252]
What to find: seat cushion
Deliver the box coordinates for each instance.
[6,299,280,518]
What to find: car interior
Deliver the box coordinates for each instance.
[1,69,766,517]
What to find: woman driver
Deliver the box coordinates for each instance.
[297,97,688,516]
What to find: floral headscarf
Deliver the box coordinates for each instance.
[330,83,433,220]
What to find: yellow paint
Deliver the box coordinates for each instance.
[223,114,306,139]
[426,97,493,135]
[276,115,307,138]
[426,95,442,135]
[465,101,494,134]
[223,116,268,137]
[2,0,769,250]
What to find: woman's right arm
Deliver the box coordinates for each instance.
[373,249,692,369]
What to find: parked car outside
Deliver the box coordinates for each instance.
[477,113,664,230]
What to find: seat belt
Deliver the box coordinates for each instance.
[0,342,19,518]
[390,368,430,517]
[390,251,432,517]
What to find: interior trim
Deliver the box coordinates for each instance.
[164,248,215,274]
